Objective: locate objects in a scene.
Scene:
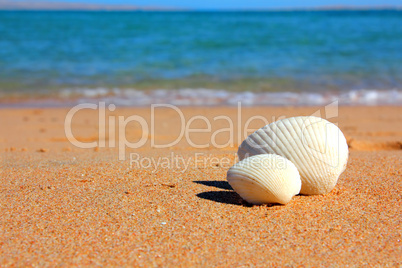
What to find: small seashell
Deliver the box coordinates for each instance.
[227,154,301,205]
[238,116,349,195]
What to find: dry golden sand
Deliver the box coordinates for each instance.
[0,106,401,266]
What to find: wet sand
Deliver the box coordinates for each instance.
[1,106,401,266]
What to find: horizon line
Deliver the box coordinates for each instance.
[0,6,401,12]
[0,2,401,12]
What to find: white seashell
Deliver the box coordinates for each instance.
[227,154,301,205]
[238,116,348,195]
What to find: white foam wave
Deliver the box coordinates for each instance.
[61,87,402,106]
[2,88,401,108]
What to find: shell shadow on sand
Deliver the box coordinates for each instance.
[194,180,250,206]
[193,180,233,190]
[194,180,285,208]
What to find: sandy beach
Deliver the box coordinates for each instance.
[1,105,401,266]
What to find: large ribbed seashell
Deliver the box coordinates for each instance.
[238,116,348,195]
[227,154,301,205]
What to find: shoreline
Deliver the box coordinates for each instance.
[1,88,401,108]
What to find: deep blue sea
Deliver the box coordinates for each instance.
[0,10,401,105]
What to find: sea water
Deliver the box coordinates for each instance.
[0,10,401,105]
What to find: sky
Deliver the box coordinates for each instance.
[12,0,402,9]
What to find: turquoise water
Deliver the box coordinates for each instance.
[0,10,401,99]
